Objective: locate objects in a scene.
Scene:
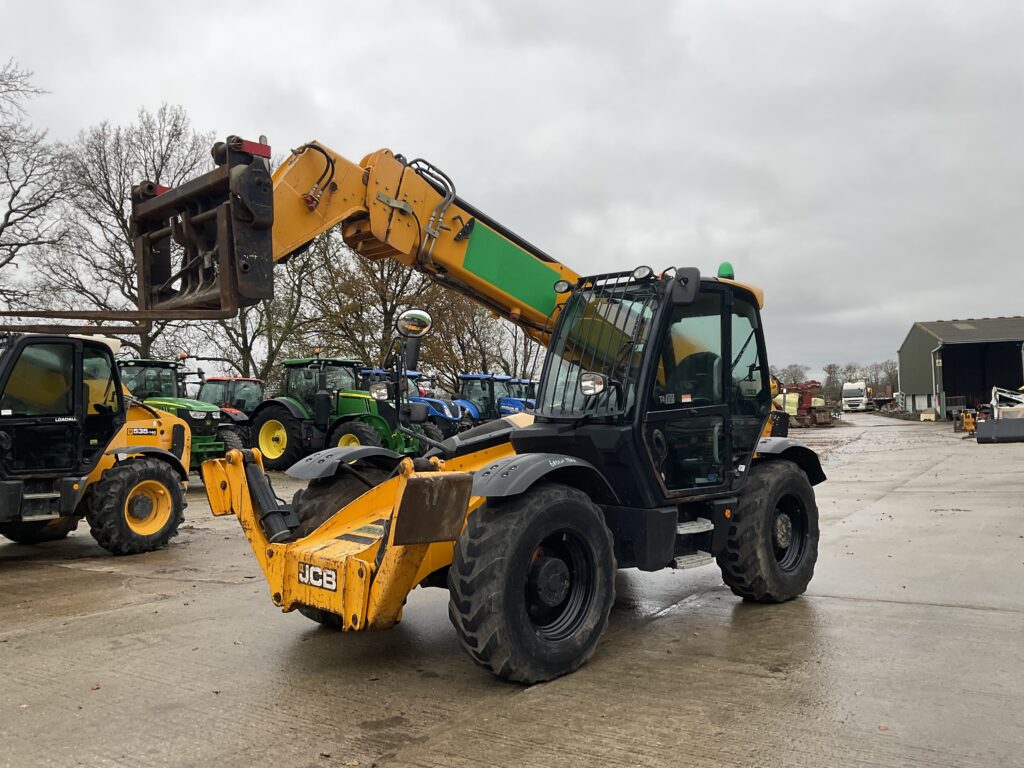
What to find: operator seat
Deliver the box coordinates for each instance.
[666,351,721,403]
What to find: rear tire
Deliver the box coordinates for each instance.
[0,517,78,544]
[290,467,391,629]
[448,483,616,683]
[251,406,305,471]
[328,421,383,449]
[86,457,185,556]
[717,460,819,602]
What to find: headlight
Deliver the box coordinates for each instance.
[211,412,220,420]
[188,410,208,420]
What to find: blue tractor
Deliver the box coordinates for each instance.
[360,368,464,438]
[454,373,533,426]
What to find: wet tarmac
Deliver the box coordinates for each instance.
[2,413,1022,767]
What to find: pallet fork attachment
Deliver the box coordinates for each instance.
[0,136,275,334]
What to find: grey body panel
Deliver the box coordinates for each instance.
[471,452,619,502]
[286,446,402,480]
[754,437,826,486]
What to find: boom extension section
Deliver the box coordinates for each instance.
[273,142,578,337]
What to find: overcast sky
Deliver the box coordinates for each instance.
[3,0,1022,372]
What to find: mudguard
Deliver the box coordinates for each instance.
[219,407,249,424]
[455,399,480,420]
[286,446,403,480]
[105,446,188,480]
[251,397,309,422]
[471,452,618,503]
[754,437,827,486]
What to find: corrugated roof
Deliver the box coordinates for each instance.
[915,317,1024,344]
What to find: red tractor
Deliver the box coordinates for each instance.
[195,376,265,448]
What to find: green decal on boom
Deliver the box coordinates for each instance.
[463,225,558,317]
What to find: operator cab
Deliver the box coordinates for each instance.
[0,335,125,479]
[514,266,772,509]
[283,357,364,409]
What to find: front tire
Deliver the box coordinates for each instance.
[417,421,445,455]
[0,517,78,544]
[290,467,391,629]
[328,421,383,449]
[218,426,246,453]
[448,483,616,683]
[717,460,819,602]
[86,457,185,556]
[251,406,305,470]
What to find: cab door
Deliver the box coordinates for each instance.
[0,338,80,475]
[642,289,731,496]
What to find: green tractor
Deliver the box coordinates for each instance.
[248,357,433,471]
[116,358,238,466]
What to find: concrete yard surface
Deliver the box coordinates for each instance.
[2,414,1022,767]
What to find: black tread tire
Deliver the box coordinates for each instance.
[250,405,305,471]
[447,482,616,684]
[717,460,819,603]
[218,426,246,453]
[85,457,185,556]
[0,516,79,544]
[328,421,383,449]
[417,422,445,455]
[290,467,391,629]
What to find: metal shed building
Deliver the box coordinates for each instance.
[898,317,1024,416]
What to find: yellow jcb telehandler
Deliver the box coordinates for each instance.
[2,134,825,680]
[0,334,190,554]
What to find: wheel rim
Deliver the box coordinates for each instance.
[338,433,361,447]
[258,419,288,459]
[772,493,809,571]
[124,479,172,536]
[524,530,595,641]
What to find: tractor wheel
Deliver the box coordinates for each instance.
[0,516,79,544]
[218,426,246,453]
[448,482,616,684]
[290,467,391,629]
[717,460,819,603]
[86,457,185,556]
[252,406,304,470]
[417,421,445,455]
[328,421,383,449]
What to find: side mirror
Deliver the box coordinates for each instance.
[369,382,390,401]
[579,372,607,397]
[395,308,432,338]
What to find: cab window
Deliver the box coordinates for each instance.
[650,292,724,409]
[0,343,75,417]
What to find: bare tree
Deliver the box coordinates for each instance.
[0,60,66,302]
[30,104,213,355]
[302,231,435,365]
[771,363,810,385]
[185,257,318,379]
[822,362,842,400]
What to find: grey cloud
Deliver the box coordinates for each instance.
[3,0,1021,369]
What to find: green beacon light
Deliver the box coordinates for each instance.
[717,261,735,280]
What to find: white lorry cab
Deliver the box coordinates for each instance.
[842,380,873,412]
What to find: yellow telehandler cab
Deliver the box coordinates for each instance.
[0,334,189,554]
